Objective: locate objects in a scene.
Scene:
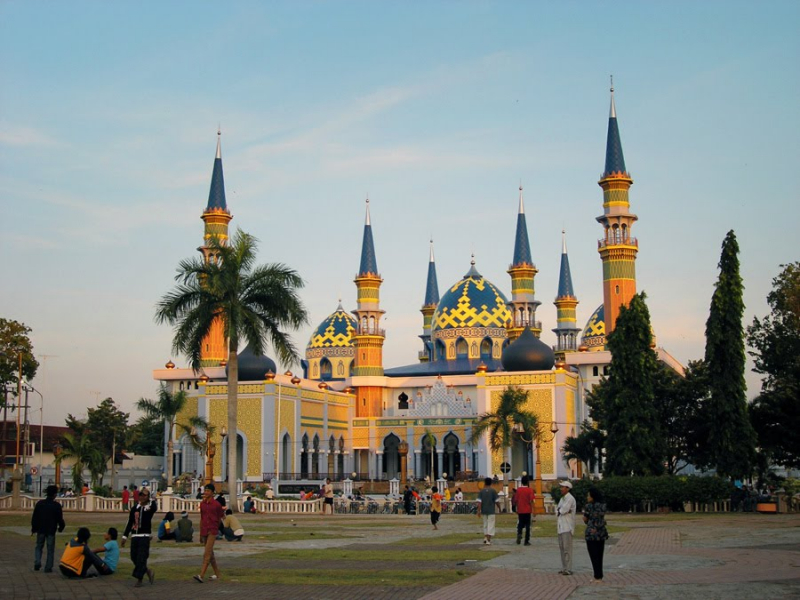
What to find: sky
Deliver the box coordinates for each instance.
[1,1,798,427]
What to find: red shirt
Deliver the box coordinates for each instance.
[122,489,130,503]
[515,486,535,515]
[200,497,225,536]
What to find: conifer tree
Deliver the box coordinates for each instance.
[697,230,756,478]
[600,292,665,476]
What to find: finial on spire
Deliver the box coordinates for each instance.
[365,197,371,226]
[470,253,475,266]
[518,182,525,214]
[429,238,435,262]
[216,126,222,159]
[609,75,617,119]
[562,229,568,254]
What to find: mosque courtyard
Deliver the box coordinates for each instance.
[1,510,798,599]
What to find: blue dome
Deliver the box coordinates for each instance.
[432,262,511,333]
[307,303,356,350]
[229,344,277,381]
[502,327,555,371]
[581,304,606,351]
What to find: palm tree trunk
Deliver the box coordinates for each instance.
[227,345,239,512]
[503,445,511,512]
[166,426,174,491]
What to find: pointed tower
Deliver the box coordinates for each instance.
[199,129,233,367]
[418,239,439,363]
[507,184,542,342]
[351,199,385,417]
[552,230,581,357]
[597,79,638,340]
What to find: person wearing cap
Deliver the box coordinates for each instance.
[176,511,194,543]
[556,480,576,575]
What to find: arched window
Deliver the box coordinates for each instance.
[592,366,599,377]
[480,338,492,359]
[337,362,345,376]
[320,358,332,380]
[455,338,468,358]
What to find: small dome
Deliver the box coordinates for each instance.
[432,262,511,333]
[307,302,356,350]
[580,304,606,351]
[501,327,555,371]
[229,344,277,382]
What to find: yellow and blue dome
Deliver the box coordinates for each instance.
[581,304,606,351]
[308,302,356,350]
[305,302,356,381]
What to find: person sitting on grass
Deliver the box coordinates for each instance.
[221,509,245,542]
[243,495,256,514]
[59,527,112,578]
[176,511,194,543]
[157,512,176,542]
[91,528,120,575]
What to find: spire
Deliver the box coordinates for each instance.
[557,230,576,298]
[512,184,533,266]
[358,198,379,276]
[423,239,440,306]
[603,76,627,177]
[206,128,228,211]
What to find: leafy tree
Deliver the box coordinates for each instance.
[59,428,104,490]
[86,398,129,475]
[597,292,665,476]
[156,229,308,508]
[562,420,605,476]
[137,385,209,487]
[127,416,165,456]
[696,231,757,478]
[471,386,538,509]
[0,318,39,408]
[748,262,800,468]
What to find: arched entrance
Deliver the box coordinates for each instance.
[383,434,400,480]
[421,434,438,480]
[443,433,461,478]
[221,433,245,481]
[281,433,292,477]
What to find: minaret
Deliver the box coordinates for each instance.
[596,79,638,341]
[507,184,541,341]
[418,239,439,363]
[351,199,385,417]
[552,230,581,357]
[199,129,233,367]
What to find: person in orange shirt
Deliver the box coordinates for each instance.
[430,486,443,531]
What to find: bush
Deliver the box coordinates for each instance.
[92,485,113,498]
[548,476,733,511]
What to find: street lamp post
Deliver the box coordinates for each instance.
[53,442,62,489]
[220,426,228,491]
[398,440,409,487]
[513,420,559,515]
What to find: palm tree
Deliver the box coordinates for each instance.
[470,386,538,511]
[155,229,308,509]
[59,431,103,491]
[137,385,209,489]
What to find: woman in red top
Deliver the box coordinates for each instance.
[194,484,225,583]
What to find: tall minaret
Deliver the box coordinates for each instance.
[552,230,581,357]
[507,184,541,341]
[597,78,638,340]
[418,239,439,363]
[199,129,233,367]
[351,199,385,417]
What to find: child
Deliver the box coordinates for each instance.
[430,486,442,531]
[59,527,108,578]
[91,527,119,575]
[157,511,176,542]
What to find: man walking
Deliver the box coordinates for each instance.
[515,475,535,546]
[324,478,334,516]
[31,484,66,573]
[194,483,225,583]
[556,480,576,575]
[122,487,157,587]
[476,477,500,545]
[122,486,130,511]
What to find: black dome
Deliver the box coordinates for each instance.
[228,344,277,381]
[501,327,555,372]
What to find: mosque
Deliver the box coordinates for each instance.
[153,85,682,488]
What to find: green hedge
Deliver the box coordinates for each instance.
[548,476,734,512]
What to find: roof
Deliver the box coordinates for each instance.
[357,200,379,276]
[206,131,228,211]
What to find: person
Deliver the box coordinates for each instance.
[222,509,245,541]
[583,486,609,583]
[58,527,109,578]
[122,486,157,587]
[265,485,275,500]
[91,528,120,575]
[430,486,443,530]
[515,475,535,546]
[122,486,130,511]
[31,484,66,573]
[477,477,500,545]
[454,487,463,502]
[511,486,518,513]
[324,478,334,515]
[157,511,176,542]
[176,511,194,543]
[403,485,414,515]
[243,495,256,514]
[556,480,576,575]
[196,488,203,500]
[444,486,451,502]
[81,484,89,496]
[195,483,225,583]
[132,485,139,505]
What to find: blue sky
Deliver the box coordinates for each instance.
[1,1,798,425]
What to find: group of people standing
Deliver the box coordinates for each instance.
[556,480,609,582]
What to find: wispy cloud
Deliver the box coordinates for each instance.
[0,125,63,148]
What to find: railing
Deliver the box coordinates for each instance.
[253,498,324,514]
[169,497,201,514]
[598,237,638,249]
[94,496,123,512]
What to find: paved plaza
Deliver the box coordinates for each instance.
[1,510,798,599]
